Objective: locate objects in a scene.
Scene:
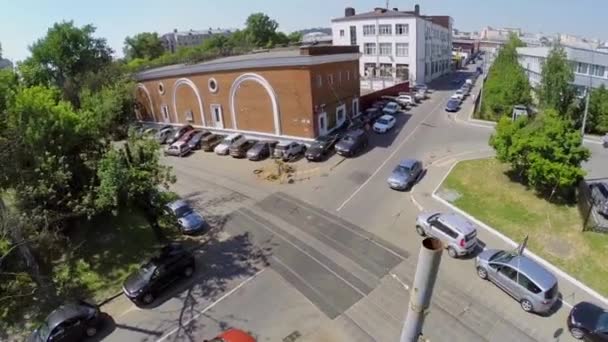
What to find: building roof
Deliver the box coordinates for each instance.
[517,46,608,66]
[332,9,417,22]
[135,47,359,81]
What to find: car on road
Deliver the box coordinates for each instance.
[274,141,305,161]
[28,300,103,342]
[453,89,465,101]
[305,134,340,161]
[122,243,195,305]
[204,328,256,342]
[155,125,174,144]
[387,159,424,191]
[215,133,245,155]
[335,129,368,157]
[230,139,257,158]
[166,125,193,145]
[201,134,226,152]
[187,130,212,150]
[247,140,278,161]
[396,94,414,107]
[445,99,461,112]
[475,249,559,314]
[567,301,608,340]
[373,114,397,134]
[415,212,478,257]
[383,102,401,115]
[164,141,192,157]
[165,200,206,234]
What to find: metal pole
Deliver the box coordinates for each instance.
[581,87,590,136]
[400,237,444,342]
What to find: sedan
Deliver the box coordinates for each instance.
[165,200,206,234]
[396,95,414,107]
[247,140,278,161]
[387,159,424,190]
[166,125,193,145]
[453,89,465,101]
[164,141,192,157]
[382,102,401,115]
[373,115,396,133]
[445,99,461,112]
[187,130,212,150]
[305,134,340,161]
[568,301,608,341]
[28,301,102,342]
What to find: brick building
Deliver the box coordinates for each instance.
[134,46,361,140]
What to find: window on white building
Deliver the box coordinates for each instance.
[340,29,345,37]
[378,24,392,35]
[379,43,392,56]
[576,62,589,74]
[396,43,409,57]
[364,43,377,55]
[395,24,409,35]
[591,64,606,77]
[363,25,376,36]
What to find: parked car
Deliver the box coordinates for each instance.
[142,127,158,138]
[414,84,428,94]
[383,102,401,115]
[590,182,608,217]
[166,125,193,144]
[204,328,256,342]
[122,243,195,305]
[364,107,384,121]
[247,140,278,161]
[416,212,478,257]
[445,99,461,112]
[164,141,192,157]
[28,300,103,342]
[567,301,608,340]
[215,133,245,155]
[461,84,471,95]
[155,126,174,144]
[177,129,197,144]
[465,78,473,85]
[475,249,559,314]
[450,94,463,103]
[335,129,368,157]
[373,115,397,133]
[165,200,206,234]
[230,139,257,158]
[387,159,424,191]
[187,130,212,150]
[201,134,226,152]
[372,100,388,109]
[305,134,340,161]
[453,89,465,101]
[274,141,305,160]
[512,105,529,120]
[396,95,414,107]
[413,91,425,102]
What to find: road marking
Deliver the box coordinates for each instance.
[390,273,410,291]
[117,305,141,318]
[156,269,265,342]
[410,194,424,211]
[336,98,446,212]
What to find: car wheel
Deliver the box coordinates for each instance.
[476,267,488,279]
[142,293,154,305]
[415,225,426,236]
[183,266,194,277]
[447,247,458,258]
[569,327,585,340]
[520,299,533,312]
[85,326,98,337]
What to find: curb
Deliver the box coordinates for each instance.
[432,159,608,307]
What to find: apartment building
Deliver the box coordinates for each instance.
[331,5,453,85]
[161,28,232,53]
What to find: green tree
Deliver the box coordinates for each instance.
[123,32,165,60]
[287,31,303,43]
[584,85,608,133]
[245,13,279,47]
[490,110,590,199]
[538,44,576,116]
[0,68,18,116]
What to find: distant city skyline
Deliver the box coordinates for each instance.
[1,0,606,61]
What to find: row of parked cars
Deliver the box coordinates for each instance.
[445,75,478,112]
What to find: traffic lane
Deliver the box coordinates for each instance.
[583,141,608,179]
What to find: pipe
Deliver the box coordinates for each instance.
[400,237,443,342]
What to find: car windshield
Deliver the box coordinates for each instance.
[395,165,411,175]
[174,205,192,218]
[596,312,608,330]
[490,250,516,263]
[221,138,234,144]
[342,135,355,142]
[448,100,458,106]
[138,261,157,280]
[377,119,389,125]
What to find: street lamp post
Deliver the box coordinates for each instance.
[581,48,595,136]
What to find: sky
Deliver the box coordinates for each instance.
[1,0,606,62]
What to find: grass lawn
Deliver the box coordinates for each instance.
[441,158,608,297]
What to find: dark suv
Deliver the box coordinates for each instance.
[201,134,226,152]
[305,134,340,161]
[229,139,257,158]
[28,301,103,342]
[122,243,195,305]
[335,129,368,157]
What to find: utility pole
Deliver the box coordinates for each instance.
[581,87,590,135]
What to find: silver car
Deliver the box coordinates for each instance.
[475,249,559,314]
[387,159,423,191]
[415,212,478,257]
[165,200,206,234]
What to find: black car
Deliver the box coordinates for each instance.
[28,301,102,342]
[445,99,461,112]
[335,129,368,157]
[247,140,278,161]
[187,130,212,150]
[201,134,226,152]
[568,301,608,341]
[229,139,257,158]
[122,243,195,305]
[305,134,340,161]
[166,125,193,144]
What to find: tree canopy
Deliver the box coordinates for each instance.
[538,44,576,115]
[124,32,165,60]
[245,13,279,47]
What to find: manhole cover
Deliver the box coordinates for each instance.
[283,331,302,342]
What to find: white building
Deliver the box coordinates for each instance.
[161,28,233,53]
[331,5,453,86]
[517,46,608,95]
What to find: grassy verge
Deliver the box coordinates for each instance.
[441,158,608,297]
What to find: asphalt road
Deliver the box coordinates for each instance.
[99,63,608,342]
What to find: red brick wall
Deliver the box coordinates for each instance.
[360,81,410,110]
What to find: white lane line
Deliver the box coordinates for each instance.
[410,194,424,211]
[336,98,446,212]
[156,269,265,342]
[390,273,410,291]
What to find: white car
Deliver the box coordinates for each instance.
[453,89,465,101]
[450,94,462,103]
[164,141,192,157]
[396,95,414,107]
[383,102,401,115]
[373,115,397,133]
[214,133,245,155]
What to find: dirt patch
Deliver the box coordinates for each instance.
[254,160,297,184]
